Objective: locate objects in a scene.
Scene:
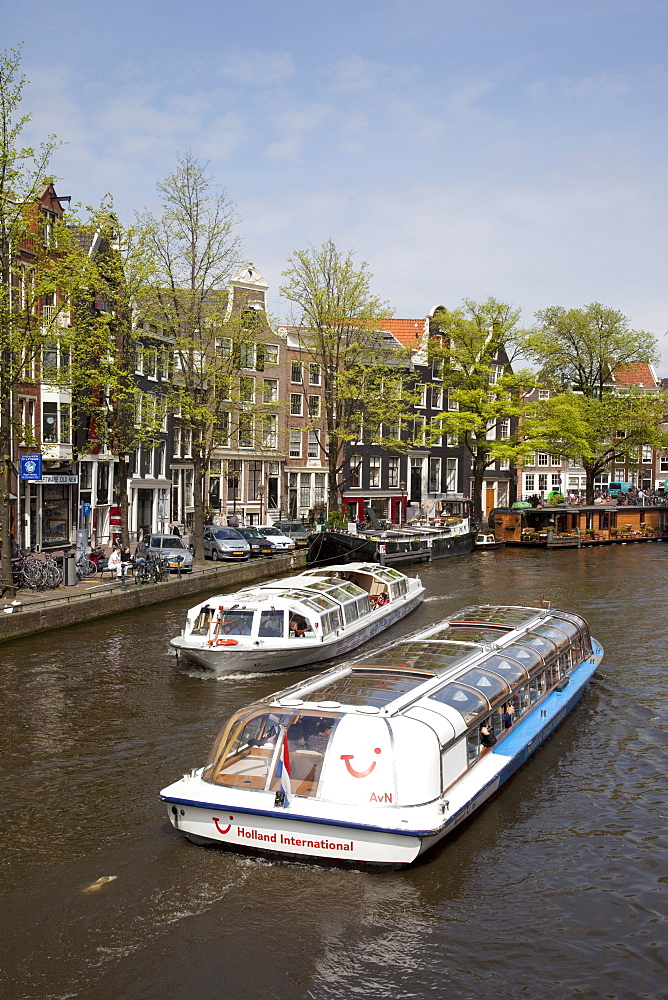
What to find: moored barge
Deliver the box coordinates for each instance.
[161,603,603,864]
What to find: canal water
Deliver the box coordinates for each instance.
[1,546,666,1000]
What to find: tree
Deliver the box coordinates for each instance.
[280,240,418,509]
[139,153,268,561]
[0,46,88,588]
[524,389,668,504]
[522,303,659,400]
[428,297,533,525]
[71,207,167,547]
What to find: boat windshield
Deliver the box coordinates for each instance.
[258,610,285,638]
[203,707,341,798]
[216,610,255,636]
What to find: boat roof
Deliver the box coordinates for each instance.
[255,604,590,720]
[186,563,412,615]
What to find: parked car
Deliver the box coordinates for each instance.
[272,520,310,549]
[237,526,275,558]
[202,526,251,561]
[145,534,194,573]
[257,525,296,551]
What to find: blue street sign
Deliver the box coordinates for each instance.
[82,502,91,517]
[20,454,42,481]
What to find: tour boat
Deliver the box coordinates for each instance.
[161,603,603,864]
[170,563,425,672]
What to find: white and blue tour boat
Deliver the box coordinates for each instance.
[170,563,425,672]
[161,603,603,863]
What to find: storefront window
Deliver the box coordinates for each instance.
[42,485,69,544]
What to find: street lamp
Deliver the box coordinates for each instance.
[399,480,407,526]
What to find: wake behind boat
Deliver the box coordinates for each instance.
[170,563,425,672]
[162,603,603,864]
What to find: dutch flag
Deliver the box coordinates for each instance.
[276,730,292,806]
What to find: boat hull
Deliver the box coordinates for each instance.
[162,640,602,863]
[170,588,425,672]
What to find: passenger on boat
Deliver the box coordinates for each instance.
[290,616,307,637]
[373,591,389,607]
[502,704,515,729]
[480,722,497,748]
[307,721,333,753]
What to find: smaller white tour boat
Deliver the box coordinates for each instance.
[170,563,425,672]
[161,603,603,864]
[474,531,505,550]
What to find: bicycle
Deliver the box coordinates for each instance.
[12,549,45,590]
[75,554,98,581]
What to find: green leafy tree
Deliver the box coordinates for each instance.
[280,240,419,509]
[71,207,167,546]
[138,154,272,561]
[0,46,89,588]
[523,303,659,400]
[524,390,668,504]
[429,298,533,525]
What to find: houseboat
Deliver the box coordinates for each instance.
[490,504,668,548]
[170,563,425,672]
[161,603,603,864]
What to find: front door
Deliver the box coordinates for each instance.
[485,485,496,515]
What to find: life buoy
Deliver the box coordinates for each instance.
[215,637,238,646]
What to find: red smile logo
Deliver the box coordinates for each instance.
[213,815,234,835]
[340,748,381,778]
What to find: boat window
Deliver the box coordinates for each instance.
[191,605,215,635]
[381,568,403,580]
[299,593,337,611]
[480,654,529,685]
[343,601,359,625]
[321,609,341,635]
[289,613,312,638]
[438,625,512,642]
[258,610,285,638]
[204,709,287,789]
[457,667,510,703]
[551,611,592,652]
[273,713,340,798]
[356,596,371,616]
[523,632,558,659]
[533,625,570,650]
[361,642,477,675]
[336,582,366,598]
[216,611,255,636]
[430,683,488,724]
[309,669,427,707]
[448,607,540,628]
[501,644,543,671]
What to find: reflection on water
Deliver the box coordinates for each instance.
[1,546,667,1000]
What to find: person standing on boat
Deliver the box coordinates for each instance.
[480,722,497,748]
[502,704,515,729]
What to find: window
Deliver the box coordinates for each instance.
[290,393,303,416]
[498,459,510,471]
[309,363,321,385]
[238,343,255,369]
[369,456,381,488]
[217,411,231,447]
[41,209,56,247]
[300,473,311,509]
[248,461,263,500]
[238,413,253,448]
[537,453,549,466]
[240,376,255,403]
[350,454,362,488]
[173,425,181,457]
[489,365,505,385]
[183,429,193,457]
[42,402,58,442]
[413,416,425,445]
[432,359,444,379]
[538,474,548,491]
[291,361,303,383]
[642,445,653,463]
[447,391,459,411]
[498,419,510,439]
[215,337,232,358]
[431,387,443,410]
[263,415,278,449]
[308,431,320,459]
[551,474,561,488]
[263,379,278,403]
[265,344,279,365]
[289,429,302,458]
[429,457,441,493]
[660,451,668,473]
[314,473,326,504]
[550,455,561,466]
[417,384,427,408]
[538,389,550,400]
[308,395,321,418]
[524,453,536,467]
[43,342,58,370]
[445,458,457,492]
[160,348,171,380]
[144,347,157,379]
[18,397,36,443]
[524,474,535,492]
[388,456,399,489]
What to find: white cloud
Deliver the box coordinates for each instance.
[217,51,295,87]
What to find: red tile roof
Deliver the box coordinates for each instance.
[612,363,658,387]
[381,318,427,347]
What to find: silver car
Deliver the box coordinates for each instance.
[145,534,194,573]
[203,526,251,561]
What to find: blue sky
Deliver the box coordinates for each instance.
[6,0,668,366]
